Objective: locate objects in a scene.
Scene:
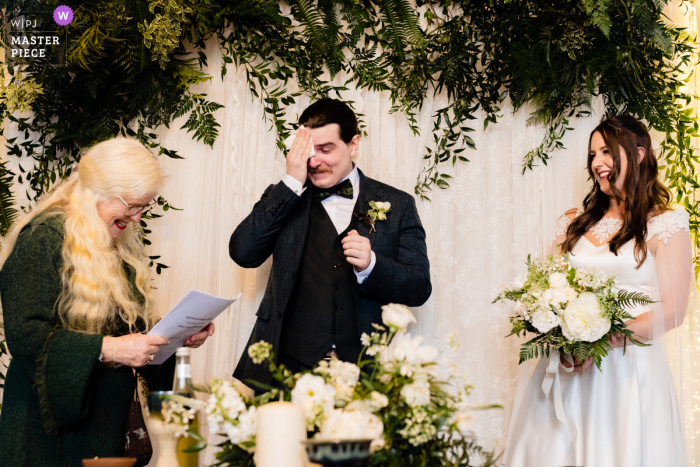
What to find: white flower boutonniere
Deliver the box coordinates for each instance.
[356,201,391,233]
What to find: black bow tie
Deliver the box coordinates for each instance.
[314,178,354,201]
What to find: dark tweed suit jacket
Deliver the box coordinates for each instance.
[230,169,431,386]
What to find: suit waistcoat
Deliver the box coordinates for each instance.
[279,195,362,367]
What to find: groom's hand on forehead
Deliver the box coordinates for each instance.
[286,127,312,184]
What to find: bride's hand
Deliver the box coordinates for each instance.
[560,354,593,373]
[608,332,626,348]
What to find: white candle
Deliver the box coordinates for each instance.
[255,401,307,467]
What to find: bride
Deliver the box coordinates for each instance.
[506,116,693,467]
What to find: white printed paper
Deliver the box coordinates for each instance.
[147,290,240,365]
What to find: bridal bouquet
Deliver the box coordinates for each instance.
[496,255,653,370]
[161,304,501,467]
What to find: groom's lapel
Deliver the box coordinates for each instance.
[353,169,383,244]
[286,186,313,269]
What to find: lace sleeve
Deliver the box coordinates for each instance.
[549,208,582,255]
[647,208,690,244]
[647,209,693,335]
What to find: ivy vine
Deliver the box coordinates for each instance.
[0,0,697,259]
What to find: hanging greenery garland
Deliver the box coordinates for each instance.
[0,0,697,255]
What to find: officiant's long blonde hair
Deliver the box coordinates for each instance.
[0,138,162,334]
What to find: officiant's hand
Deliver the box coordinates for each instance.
[560,353,593,373]
[343,230,371,272]
[286,127,313,184]
[106,334,170,367]
[184,322,215,349]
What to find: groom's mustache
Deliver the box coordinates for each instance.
[308,166,332,174]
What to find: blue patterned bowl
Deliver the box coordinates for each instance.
[303,439,372,467]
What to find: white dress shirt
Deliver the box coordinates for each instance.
[282,165,376,283]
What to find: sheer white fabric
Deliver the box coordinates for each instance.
[506,209,694,467]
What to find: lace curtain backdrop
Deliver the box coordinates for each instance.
[0,2,699,465]
[130,39,607,464]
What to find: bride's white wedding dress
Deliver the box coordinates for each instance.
[506,208,693,467]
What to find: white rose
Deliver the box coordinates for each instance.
[561,292,611,342]
[548,272,569,289]
[512,301,529,319]
[541,288,569,310]
[400,379,431,407]
[509,275,527,291]
[560,286,577,301]
[374,201,391,210]
[381,303,417,330]
[529,309,562,333]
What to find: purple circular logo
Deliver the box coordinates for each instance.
[53,5,73,26]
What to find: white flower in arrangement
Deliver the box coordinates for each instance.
[202,380,257,448]
[540,288,569,310]
[379,331,439,377]
[369,391,389,411]
[399,407,437,446]
[291,373,336,430]
[381,303,417,331]
[379,373,392,385]
[317,399,385,444]
[561,292,611,342]
[575,267,610,289]
[454,410,477,439]
[248,341,272,364]
[560,286,577,301]
[315,358,361,404]
[224,406,257,445]
[508,275,527,291]
[548,272,569,288]
[512,301,529,319]
[529,309,562,333]
[400,378,431,407]
[209,381,246,420]
[161,399,205,438]
[360,332,371,347]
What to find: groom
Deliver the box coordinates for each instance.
[230,99,431,386]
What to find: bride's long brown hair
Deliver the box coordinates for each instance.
[560,116,671,266]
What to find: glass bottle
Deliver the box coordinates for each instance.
[173,347,193,395]
[173,347,198,467]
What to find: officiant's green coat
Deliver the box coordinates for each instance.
[0,213,174,467]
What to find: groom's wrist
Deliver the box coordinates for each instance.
[355,251,376,283]
[282,174,306,196]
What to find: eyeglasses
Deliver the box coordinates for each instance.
[118,196,155,217]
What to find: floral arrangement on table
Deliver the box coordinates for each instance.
[496,255,653,370]
[161,304,501,467]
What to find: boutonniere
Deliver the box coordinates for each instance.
[355,201,391,233]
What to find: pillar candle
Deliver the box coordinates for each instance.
[255,401,307,467]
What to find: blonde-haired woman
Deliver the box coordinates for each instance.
[0,138,213,466]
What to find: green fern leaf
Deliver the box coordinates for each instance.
[0,160,18,237]
[616,290,655,308]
